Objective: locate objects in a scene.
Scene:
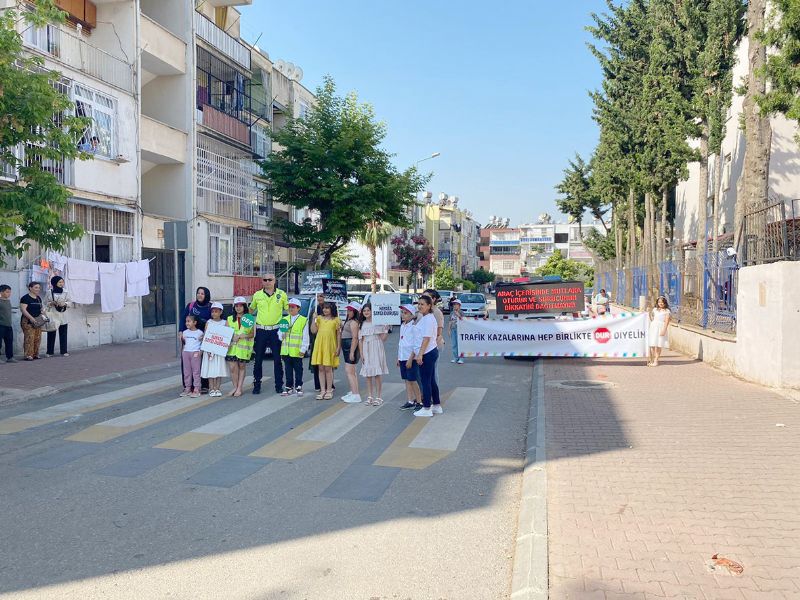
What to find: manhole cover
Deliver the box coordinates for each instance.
[546,380,615,390]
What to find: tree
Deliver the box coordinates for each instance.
[467,268,495,285]
[459,279,477,292]
[760,0,800,132]
[583,227,617,260]
[329,246,364,280]
[260,76,428,268]
[390,232,434,292]
[555,153,608,234]
[432,260,458,291]
[534,250,594,285]
[356,220,393,293]
[0,1,89,263]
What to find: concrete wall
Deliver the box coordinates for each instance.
[667,261,800,392]
[142,164,190,219]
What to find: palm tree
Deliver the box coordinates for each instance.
[356,221,394,293]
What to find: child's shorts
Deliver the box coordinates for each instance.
[399,359,420,382]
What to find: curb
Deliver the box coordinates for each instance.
[510,359,548,600]
[0,361,181,407]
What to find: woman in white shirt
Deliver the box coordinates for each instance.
[414,295,442,417]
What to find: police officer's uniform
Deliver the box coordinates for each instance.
[249,287,289,393]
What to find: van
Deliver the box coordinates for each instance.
[345,278,398,294]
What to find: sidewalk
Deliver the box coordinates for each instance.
[544,351,800,599]
[0,338,179,404]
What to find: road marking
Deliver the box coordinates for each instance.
[374,387,486,470]
[249,383,405,460]
[0,376,181,435]
[65,377,261,443]
[156,392,300,451]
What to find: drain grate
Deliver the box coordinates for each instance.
[546,380,615,390]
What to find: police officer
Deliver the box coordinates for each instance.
[249,273,288,394]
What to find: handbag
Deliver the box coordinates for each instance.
[43,292,63,332]
[31,314,51,329]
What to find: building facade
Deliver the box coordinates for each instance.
[519,220,602,274]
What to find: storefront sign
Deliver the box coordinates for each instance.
[495,281,585,315]
[457,313,647,357]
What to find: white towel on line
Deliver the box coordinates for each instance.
[125,260,150,297]
[66,258,98,304]
[47,251,67,272]
[98,263,126,313]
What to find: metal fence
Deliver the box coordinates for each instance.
[595,248,739,334]
[740,200,799,266]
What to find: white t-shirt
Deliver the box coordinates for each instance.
[182,328,204,352]
[398,320,422,361]
[417,313,438,354]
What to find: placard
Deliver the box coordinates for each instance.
[457,313,647,357]
[370,293,401,326]
[495,281,585,315]
[200,321,235,356]
[322,278,348,305]
[240,313,255,328]
[301,270,332,291]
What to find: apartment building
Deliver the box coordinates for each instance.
[484,228,522,282]
[423,194,480,279]
[519,220,602,273]
[1,0,142,349]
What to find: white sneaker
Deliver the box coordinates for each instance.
[457,359,464,364]
[413,407,434,417]
[432,405,443,415]
[450,359,457,363]
[342,394,362,404]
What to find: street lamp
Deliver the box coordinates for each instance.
[415,152,441,166]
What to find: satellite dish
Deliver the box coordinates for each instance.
[275,59,287,73]
[438,192,448,202]
[294,66,304,81]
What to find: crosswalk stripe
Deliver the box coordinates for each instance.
[249,383,405,460]
[374,387,485,470]
[64,377,261,444]
[0,376,181,435]
[155,391,299,451]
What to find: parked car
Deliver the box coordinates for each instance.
[457,292,487,318]
[437,290,456,313]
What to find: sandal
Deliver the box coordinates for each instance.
[316,393,325,400]
[372,397,384,407]
[323,391,333,400]
[365,396,374,406]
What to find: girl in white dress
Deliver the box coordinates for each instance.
[647,296,671,367]
[201,302,228,394]
[358,303,389,406]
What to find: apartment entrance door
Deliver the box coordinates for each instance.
[141,249,185,328]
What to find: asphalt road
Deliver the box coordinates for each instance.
[0,328,532,600]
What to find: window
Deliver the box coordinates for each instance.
[502,260,515,271]
[299,100,310,119]
[234,228,275,276]
[24,22,61,57]
[554,233,568,244]
[722,153,732,191]
[209,224,233,274]
[251,123,271,159]
[74,84,116,158]
[63,203,135,262]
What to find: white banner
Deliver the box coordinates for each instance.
[457,313,647,358]
[201,321,235,357]
[370,293,401,326]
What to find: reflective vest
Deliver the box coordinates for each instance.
[250,288,288,326]
[226,316,254,360]
[280,315,308,357]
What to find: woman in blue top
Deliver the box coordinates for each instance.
[179,287,212,393]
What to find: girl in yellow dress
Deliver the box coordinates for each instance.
[310,302,340,400]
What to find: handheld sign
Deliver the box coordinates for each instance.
[201,321,234,356]
[370,293,401,326]
[322,278,348,305]
[278,317,290,334]
[495,281,585,316]
[240,313,255,329]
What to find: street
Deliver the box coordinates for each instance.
[0,333,531,600]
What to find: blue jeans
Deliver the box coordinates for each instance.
[420,348,440,408]
[450,327,459,361]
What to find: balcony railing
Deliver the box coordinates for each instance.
[196,140,259,222]
[1,144,73,186]
[23,23,134,93]
[194,11,251,70]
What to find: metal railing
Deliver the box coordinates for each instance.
[740,201,795,266]
[1,144,73,186]
[194,11,251,70]
[196,142,259,223]
[595,249,738,334]
[23,23,134,93]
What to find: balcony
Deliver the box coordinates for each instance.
[1,144,73,187]
[22,22,134,93]
[194,11,250,70]
[141,15,186,77]
[202,0,252,7]
[197,103,250,146]
[196,139,258,223]
[141,116,187,164]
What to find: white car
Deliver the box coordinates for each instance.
[457,292,487,318]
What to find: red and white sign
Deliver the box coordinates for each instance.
[201,321,235,357]
[457,313,647,358]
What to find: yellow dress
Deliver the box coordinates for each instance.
[311,316,340,368]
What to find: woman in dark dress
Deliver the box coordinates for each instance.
[179,287,212,393]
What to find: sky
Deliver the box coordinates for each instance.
[238,0,608,227]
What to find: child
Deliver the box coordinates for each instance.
[201,302,227,397]
[226,296,254,397]
[448,297,465,364]
[180,315,204,397]
[310,302,340,400]
[358,303,389,406]
[279,297,309,397]
[0,285,15,363]
[397,304,422,410]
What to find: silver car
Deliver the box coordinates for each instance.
[458,292,487,318]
